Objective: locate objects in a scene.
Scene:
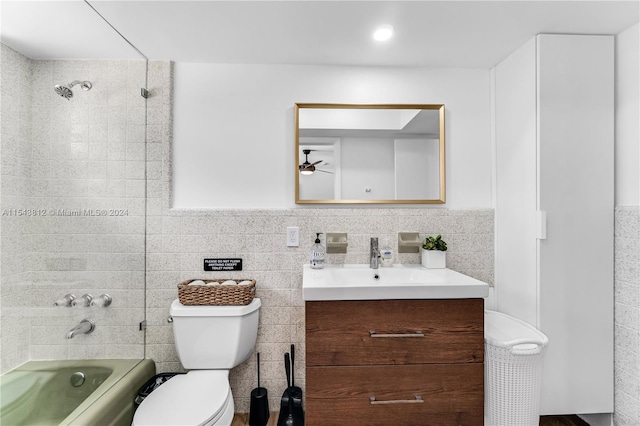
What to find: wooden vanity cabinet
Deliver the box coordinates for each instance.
[305,299,484,426]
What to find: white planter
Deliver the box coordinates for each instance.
[421,249,446,269]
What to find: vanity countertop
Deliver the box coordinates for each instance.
[302,263,489,301]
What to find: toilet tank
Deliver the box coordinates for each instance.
[169,298,261,369]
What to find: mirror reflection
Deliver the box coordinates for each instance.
[295,104,445,204]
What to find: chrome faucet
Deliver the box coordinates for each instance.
[66,318,95,339]
[370,237,380,269]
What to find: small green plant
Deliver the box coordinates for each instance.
[422,235,447,251]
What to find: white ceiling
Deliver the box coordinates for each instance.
[2,1,639,68]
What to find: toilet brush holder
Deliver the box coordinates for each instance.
[249,352,269,426]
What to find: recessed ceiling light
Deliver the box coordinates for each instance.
[373,25,394,42]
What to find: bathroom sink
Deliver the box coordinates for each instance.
[302,264,489,301]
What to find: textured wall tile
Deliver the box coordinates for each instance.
[615,207,640,423]
[107,141,126,160]
[149,208,496,413]
[616,303,639,331]
[615,388,640,425]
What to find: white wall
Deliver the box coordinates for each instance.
[395,138,440,200]
[172,64,492,208]
[298,169,334,200]
[615,23,640,206]
[341,137,395,200]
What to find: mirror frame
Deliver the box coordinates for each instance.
[295,103,446,204]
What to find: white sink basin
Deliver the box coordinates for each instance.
[302,264,489,301]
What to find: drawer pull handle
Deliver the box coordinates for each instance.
[369,331,424,338]
[369,395,424,405]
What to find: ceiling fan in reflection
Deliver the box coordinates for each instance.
[299,149,333,175]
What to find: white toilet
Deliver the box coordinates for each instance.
[133,298,261,426]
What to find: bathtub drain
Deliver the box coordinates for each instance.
[70,371,85,387]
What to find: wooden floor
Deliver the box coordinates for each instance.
[231,412,278,426]
[232,413,589,425]
[540,415,590,426]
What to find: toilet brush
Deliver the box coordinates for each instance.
[277,352,304,426]
[249,352,269,426]
[289,344,304,422]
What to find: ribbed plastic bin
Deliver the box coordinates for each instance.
[485,310,549,426]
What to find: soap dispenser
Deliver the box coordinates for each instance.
[310,233,325,269]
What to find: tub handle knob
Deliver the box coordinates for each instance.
[90,294,112,308]
[53,293,76,307]
[72,294,93,307]
[167,316,173,323]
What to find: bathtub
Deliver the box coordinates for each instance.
[0,359,155,426]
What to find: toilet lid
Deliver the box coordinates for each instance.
[133,371,230,426]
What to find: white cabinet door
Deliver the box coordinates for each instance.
[537,34,614,415]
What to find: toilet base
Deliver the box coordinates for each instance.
[211,393,234,426]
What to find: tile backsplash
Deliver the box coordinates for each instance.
[144,207,494,412]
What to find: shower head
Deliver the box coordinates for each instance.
[54,80,92,100]
[54,84,73,100]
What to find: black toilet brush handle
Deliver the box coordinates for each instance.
[284,352,291,390]
[290,344,295,388]
[257,352,261,388]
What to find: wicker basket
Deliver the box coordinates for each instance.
[177,279,256,306]
[485,310,549,426]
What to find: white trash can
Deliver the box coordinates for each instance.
[485,310,549,426]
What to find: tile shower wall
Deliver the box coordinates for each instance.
[145,62,495,412]
[0,44,147,372]
[614,206,640,425]
[1,44,33,371]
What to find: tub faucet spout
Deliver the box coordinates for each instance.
[66,318,95,339]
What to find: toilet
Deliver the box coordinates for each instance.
[133,298,261,426]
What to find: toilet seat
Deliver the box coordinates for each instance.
[132,370,232,426]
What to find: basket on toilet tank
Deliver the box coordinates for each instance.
[177,279,256,306]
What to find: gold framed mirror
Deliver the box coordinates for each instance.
[295,103,445,204]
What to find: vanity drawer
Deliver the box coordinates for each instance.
[305,363,484,426]
[306,299,484,366]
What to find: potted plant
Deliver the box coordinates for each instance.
[421,235,447,269]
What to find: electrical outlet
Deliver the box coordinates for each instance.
[286,226,299,247]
